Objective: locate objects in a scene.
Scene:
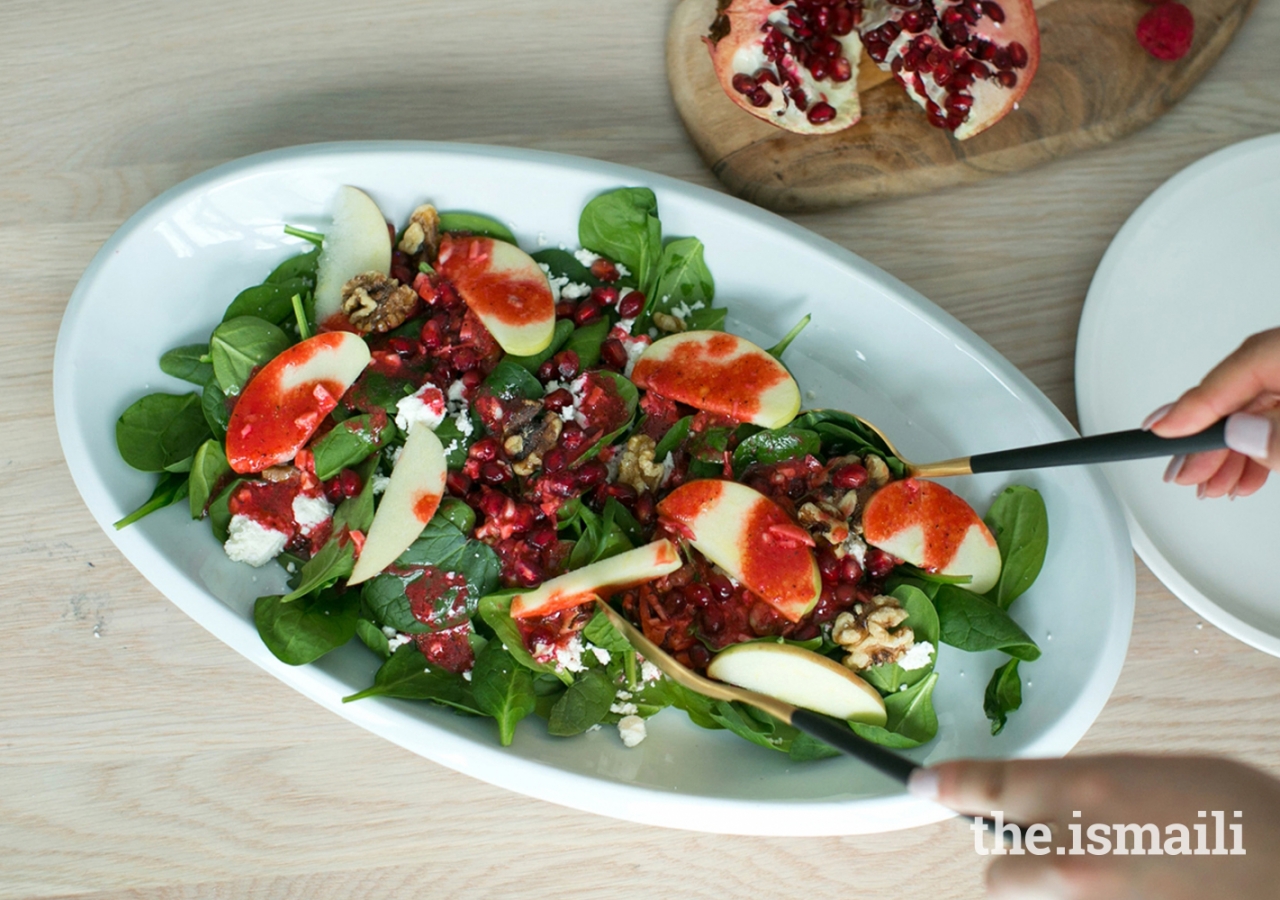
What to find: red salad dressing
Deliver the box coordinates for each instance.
[862,478,992,571]
[631,334,787,422]
[436,235,553,329]
[226,333,352,473]
[413,490,443,524]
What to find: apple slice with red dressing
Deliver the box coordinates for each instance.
[313,186,393,329]
[435,234,556,357]
[347,425,448,586]
[510,539,683,619]
[657,479,821,622]
[707,642,887,725]
[226,331,371,474]
[862,478,1002,594]
[631,331,801,429]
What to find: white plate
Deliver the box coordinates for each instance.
[56,142,1133,835]
[1077,133,1280,657]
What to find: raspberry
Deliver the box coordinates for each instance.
[1136,2,1194,61]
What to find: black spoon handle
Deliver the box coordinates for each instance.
[968,420,1228,475]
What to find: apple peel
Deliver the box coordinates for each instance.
[510,539,683,619]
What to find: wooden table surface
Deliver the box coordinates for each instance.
[3,2,1279,897]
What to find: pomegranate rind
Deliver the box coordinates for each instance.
[1136,2,1194,62]
[705,0,863,135]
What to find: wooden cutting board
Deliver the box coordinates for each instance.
[668,0,1256,211]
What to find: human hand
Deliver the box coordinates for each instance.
[1142,328,1280,498]
[909,755,1280,899]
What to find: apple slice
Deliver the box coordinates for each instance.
[313,186,392,328]
[862,478,1002,594]
[226,332,371,474]
[436,234,555,356]
[347,425,448,586]
[707,642,887,725]
[630,331,801,429]
[657,479,820,622]
[510,539,682,619]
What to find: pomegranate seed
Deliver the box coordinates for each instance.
[688,644,711,668]
[480,461,510,485]
[748,87,771,108]
[831,463,868,489]
[995,70,1018,88]
[839,556,863,584]
[510,504,538,533]
[616,290,644,319]
[469,437,500,462]
[668,589,688,615]
[600,339,628,371]
[553,350,580,380]
[816,35,842,58]
[807,102,836,124]
[832,6,854,34]
[807,57,829,80]
[754,67,780,85]
[864,547,899,579]
[542,447,567,473]
[965,59,990,79]
[555,301,576,320]
[477,489,507,519]
[1136,2,1194,61]
[514,559,543,587]
[559,422,586,451]
[834,583,857,605]
[1007,41,1028,69]
[592,286,619,307]
[817,547,841,582]
[537,359,557,382]
[544,388,573,410]
[982,1,1005,22]
[322,478,344,504]
[732,73,759,94]
[445,470,472,496]
[388,337,419,357]
[528,526,557,549]
[420,318,445,350]
[590,258,620,282]
[947,92,974,113]
[339,468,363,498]
[958,4,979,25]
[992,47,1012,70]
[791,87,809,111]
[633,492,655,525]
[830,56,852,82]
[572,299,603,326]
[461,370,483,392]
[453,347,479,372]
[686,584,713,607]
[575,460,608,490]
[543,471,578,497]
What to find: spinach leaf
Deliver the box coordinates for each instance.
[850,672,940,748]
[188,439,232,519]
[683,306,727,332]
[201,380,230,440]
[356,618,391,659]
[254,589,359,666]
[208,477,247,543]
[477,592,572,684]
[765,314,811,360]
[266,247,320,284]
[116,392,211,473]
[332,456,378,534]
[791,409,905,476]
[159,344,214,387]
[343,643,481,713]
[436,496,476,535]
[582,610,634,655]
[708,701,839,759]
[362,570,431,634]
[482,359,544,401]
[507,318,574,372]
[861,585,940,693]
[473,643,537,745]
[933,584,1041,660]
[579,188,663,294]
[438,211,516,244]
[686,426,732,479]
[280,458,377,602]
[345,370,418,416]
[210,316,291,396]
[984,658,1022,736]
[223,277,311,325]
[788,730,844,761]
[547,668,614,737]
[732,427,821,474]
[651,237,714,315]
[567,498,635,569]
[897,564,972,585]
[665,681,724,731]
[113,471,189,530]
[312,414,394,480]
[984,485,1049,610]
[653,415,693,462]
[433,411,480,469]
[563,317,611,370]
[530,248,598,285]
[575,371,639,464]
[397,518,501,598]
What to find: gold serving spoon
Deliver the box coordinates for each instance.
[826,412,1229,478]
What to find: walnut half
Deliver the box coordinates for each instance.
[398,204,441,260]
[341,272,418,334]
[617,434,666,493]
[831,595,914,671]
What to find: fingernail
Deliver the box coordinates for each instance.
[907,767,939,801]
[1197,483,1207,499]
[1142,402,1175,431]
[1163,454,1187,483]
[1225,412,1272,459]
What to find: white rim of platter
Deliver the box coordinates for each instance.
[1077,132,1280,658]
[56,141,1135,835]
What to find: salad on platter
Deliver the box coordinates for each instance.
[114,184,1049,756]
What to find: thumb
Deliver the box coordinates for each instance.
[1224,409,1280,471]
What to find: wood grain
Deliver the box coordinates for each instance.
[2,0,1280,897]
[669,0,1257,210]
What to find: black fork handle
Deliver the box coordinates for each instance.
[968,420,1228,475]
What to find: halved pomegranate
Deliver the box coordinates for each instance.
[858,0,1039,139]
[704,0,864,134]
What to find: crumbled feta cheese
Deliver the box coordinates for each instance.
[658,451,675,487]
[840,535,868,566]
[223,515,288,567]
[538,262,570,302]
[371,475,391,495]
[454,409,474,437]
[670,299,704,319]
[381,625,398,638]
[447,379,467,407]
[573,248,601,267]
[395,384,446,433]
[386,632,413,653]
[555,636,587,673]
[615,262,631,277]
[463,668,473,682]
[640,660,662,683]
[618,715,647,748]
[610,700,638,716]
[622,338,648,378]
[615,690,632,701]
[898,641,935,671]
[589,645,612,665]
[389,444,404,466]
[614,316,636,335]
[561,281,592,300]
[291,493,334,536]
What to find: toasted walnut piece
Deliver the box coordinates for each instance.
[652,312,686,334]
[260,465,297,483]
[865,455,891,489]
[617,434,666,493]
[796,501,850,545]
[510,414,563,477]
[398,204,441,259]
[341,272,418,334]
[835,489,860,520]
[831,595,914,671]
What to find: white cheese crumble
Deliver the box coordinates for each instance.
[618,715,647,748]
[447,379,467,406]
[291,493,334,537]
[670,299,705,319]
[554,636,587,673]
[640,660,662,683]
[610,700,638,716]
[589,645,612,665]
[898,640,935,671]
[224,515,288,567]
[615,262,631,277]
[454,409,475,437]
[371,475,391,495]
[462,669,473,682]
[395,384,446,433]
[538,262,570,302]
[840,534,868,566]
[573,248,601,267]
[386,632,413,653]
[561,281,592,300]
